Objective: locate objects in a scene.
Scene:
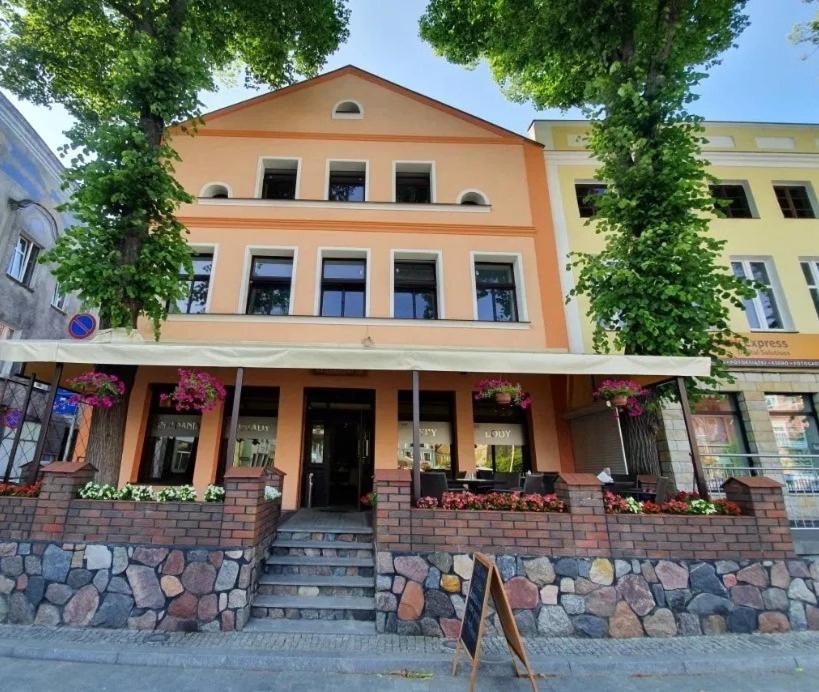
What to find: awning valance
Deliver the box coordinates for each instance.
[0,335,711,377]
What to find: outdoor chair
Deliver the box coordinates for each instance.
[522,473,545,494]
[420,471,449,504]
[476,469,494,480]
[494,471,521,491]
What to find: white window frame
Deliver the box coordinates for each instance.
[7,235,40,285]
[800,257,819,319]
[469,251,528,323]
[773,181,818,219]
[392,161,436,204]
[731,256,792,331]
[331,99,364,119]
[237,246,298,316]
[314,247,370,318]
[712,180,759,219]
[325,159,369,202]
[389,249,445,319]
[255,157,302,200]
[51,282,67,312]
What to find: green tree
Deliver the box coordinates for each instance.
[420,0,757,478]
[791,0,819,59]
[0,0,350,483]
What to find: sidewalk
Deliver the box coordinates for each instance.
[0,624,817,678]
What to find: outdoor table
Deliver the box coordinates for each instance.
[449,478,495,494]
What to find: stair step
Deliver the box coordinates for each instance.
[252,594,374,611]
[243,617,376,635]
[278,525,372,535]
[259,574,373,588]
[272,539,374,551]
[266,555,373,568]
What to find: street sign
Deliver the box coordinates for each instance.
[67,313,97,340]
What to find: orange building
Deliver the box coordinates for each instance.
[2,67,707,510]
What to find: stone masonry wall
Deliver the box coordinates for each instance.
[376,551,819,638]
[0,540,258,631]
[0,463,284,631]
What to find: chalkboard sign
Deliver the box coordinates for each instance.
[461,554,489,660]
[452,552,537,692]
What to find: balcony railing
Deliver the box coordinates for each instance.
[702,453,819,528]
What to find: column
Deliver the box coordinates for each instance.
[374,385,398,470]
[454,384,476,473]
[275,381,304,510]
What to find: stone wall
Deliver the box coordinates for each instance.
[375,551,819,638]
[0,540,258,631]
[0,463,284,631]
[374,470,795,561]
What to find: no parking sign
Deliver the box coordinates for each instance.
[67,313,97,340]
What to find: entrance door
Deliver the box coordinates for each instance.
[302,389,374,509]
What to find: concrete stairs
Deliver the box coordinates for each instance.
[247,523,376,634]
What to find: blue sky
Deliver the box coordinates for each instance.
[4,0,818,157]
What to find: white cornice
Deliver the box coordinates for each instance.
[197,198,491,213]
[545,149,819,169]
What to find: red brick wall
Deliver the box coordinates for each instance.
[374,470,795,560]
[0,462,282,550]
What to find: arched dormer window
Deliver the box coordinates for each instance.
[458,190,489,206]
[199,182,231,199]
[332,100,363,119]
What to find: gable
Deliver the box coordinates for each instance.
[197,68,518,142]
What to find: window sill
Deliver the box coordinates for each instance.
[197,198,491,213]
[165,313,532,330]
[50,304,67,315]
[5,274,34,292]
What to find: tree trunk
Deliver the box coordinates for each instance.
[620,408,662,477]
[84,363,137,485]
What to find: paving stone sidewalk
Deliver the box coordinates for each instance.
[0,624,818,677]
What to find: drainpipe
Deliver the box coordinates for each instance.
[412,369,421,502]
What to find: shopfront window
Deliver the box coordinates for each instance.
[397,391,455,474]
[218,387,279,482]
[140,387,199,484]
[765,394,819,468]
[473,400,529,473]
[692,395,748,470]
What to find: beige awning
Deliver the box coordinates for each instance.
[0,333,710,377]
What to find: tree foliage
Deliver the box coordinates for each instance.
[791,0,819,60]
[0,0,350,333]
[420,0,756,388]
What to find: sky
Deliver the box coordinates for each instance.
[3,0,818,159]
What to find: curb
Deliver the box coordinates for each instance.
[2,639,818,677]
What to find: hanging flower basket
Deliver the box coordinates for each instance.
[593,379,647,417]
[474,378,531,409]
[66,371,126,409]
[161,369,226,413]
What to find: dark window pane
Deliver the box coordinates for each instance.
[476,289,496,321]
[396,173,431,203]
[575,183,607,217]
[774,185,815,219]
[394,262,435,282]
[252,257,293,279]
[262,170,297,200]
[343,290,365,317]
[475,263,514,285]
[394,291,415,319]
[323,259,366,280]
[493,288,518,321]
[414,291,436,319]
[328,171,366,202]
[247,286,290,315]
[321,290,343,317]
[711,184,753,218]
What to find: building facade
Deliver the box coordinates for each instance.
[0,93,80,346]
[531,120,819,495]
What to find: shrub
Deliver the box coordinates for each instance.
[116,484,157,501]
[204,485,226,502]
[0,481,42,497]
[604,489,741,515]
[77,481,118,500]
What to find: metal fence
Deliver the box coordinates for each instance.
[0,374,91,484]
[702,453,819,528]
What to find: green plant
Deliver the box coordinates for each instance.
[157,485,197,502]
[116,484,157,502]
[204,485,226,503]
[77,481,118,500]
[473,378,531,409]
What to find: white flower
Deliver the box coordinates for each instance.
[264,486,281,502]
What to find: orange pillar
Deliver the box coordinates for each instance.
[275,381,304,510]
[455,384,476,473]
[375,385,398,469]
[193,399,225,491]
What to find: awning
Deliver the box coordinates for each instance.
[0,333,710,377]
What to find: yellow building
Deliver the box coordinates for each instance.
[531,120,819,494]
